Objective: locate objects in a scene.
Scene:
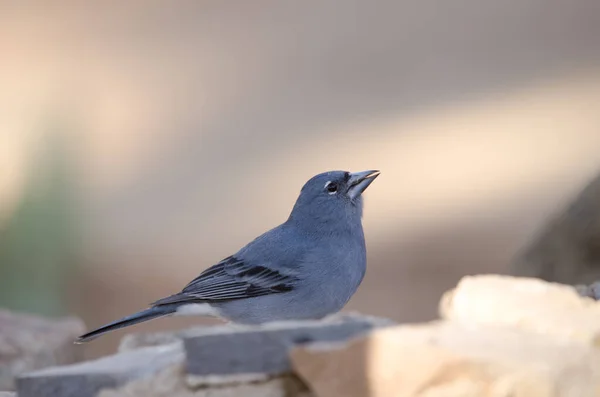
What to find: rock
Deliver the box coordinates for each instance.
[575,281,600,300]
[16,343,184,397]
[439,274,600,345]
[0,309,85,390]
[17,315,386,397]
[118,331,183,353]
[0,392,16,397]
[97,364,311,397]
[512,171,600,286]
[290,321,600,397]
[183,313,393,382]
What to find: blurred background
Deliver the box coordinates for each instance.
[1,0,600,358]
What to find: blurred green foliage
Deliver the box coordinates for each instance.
[0,125,80,316]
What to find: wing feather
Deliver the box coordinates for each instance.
[151,256,299,306]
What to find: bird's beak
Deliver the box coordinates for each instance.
[347,170,380,200]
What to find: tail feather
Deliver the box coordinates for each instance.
[75,305,177,343]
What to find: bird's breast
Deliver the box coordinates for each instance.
[304,243,366,310]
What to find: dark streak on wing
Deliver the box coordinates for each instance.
[150,256,298,307]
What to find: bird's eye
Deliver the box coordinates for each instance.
[325,181,338,194]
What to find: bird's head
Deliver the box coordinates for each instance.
[288,170,380,234]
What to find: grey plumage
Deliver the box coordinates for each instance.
[76,170,379,343]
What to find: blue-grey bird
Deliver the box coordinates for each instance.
[76,170,380,343]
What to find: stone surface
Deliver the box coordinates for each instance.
[17,344,184,397]
[16,314,385,397]
[183,313,393,380]
[291,320,600,397]
[17,275,600,397]
[0,393,16,397]
[118,331,183,353]
[513,171,600,286]
[0,309,85,390]
[98,363,312,397]
[439,274,600,345]
[575,281,600,300]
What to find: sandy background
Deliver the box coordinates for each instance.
[1,0,600,358]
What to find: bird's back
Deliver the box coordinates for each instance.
[211,220,367,323]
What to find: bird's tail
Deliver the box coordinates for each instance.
[75,305,177,344]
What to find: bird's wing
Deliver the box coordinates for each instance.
[151,256,300,306]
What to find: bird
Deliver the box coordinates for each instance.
[76,169,380,343]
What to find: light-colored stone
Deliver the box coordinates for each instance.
[440,274,600,345]
[0,392,16,397]
[118,331,183,353]
[0,309,85,390]
[291,321,600,397]
[17,343,184,397]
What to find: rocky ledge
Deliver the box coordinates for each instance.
[5,275,600,396]
[0,310,85,391]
